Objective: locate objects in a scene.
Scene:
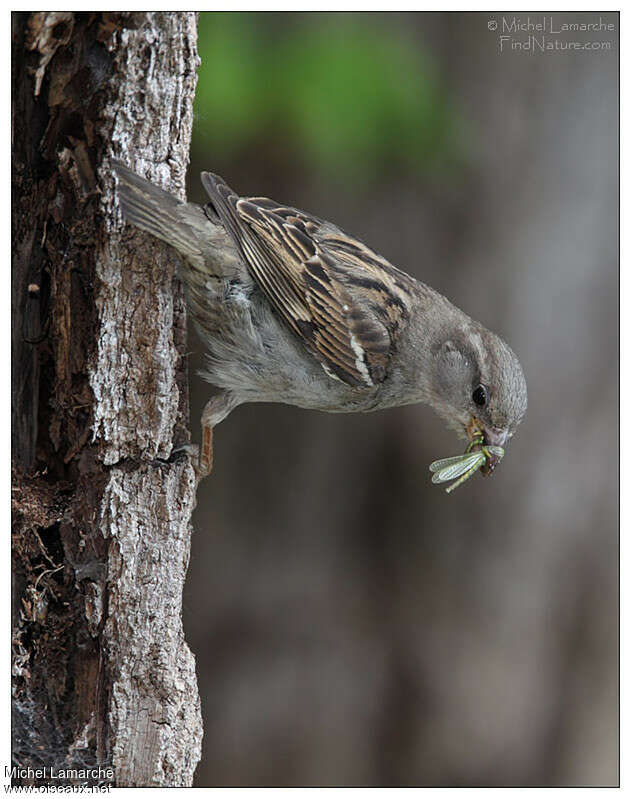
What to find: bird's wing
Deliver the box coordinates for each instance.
[201,172,412,388]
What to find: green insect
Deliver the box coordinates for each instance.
[429,435,505,494]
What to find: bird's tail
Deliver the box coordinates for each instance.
[112,160,204,260]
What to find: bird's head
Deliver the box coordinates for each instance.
[430,324,527,470]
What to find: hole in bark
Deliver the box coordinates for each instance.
[60,111,84,141]
[51,21,70,40]
[38,523,65,569]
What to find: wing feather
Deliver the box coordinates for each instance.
[202,172,412,388]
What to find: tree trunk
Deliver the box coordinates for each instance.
[11,12,202,786]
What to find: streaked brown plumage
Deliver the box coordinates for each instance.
[203,172,411,389]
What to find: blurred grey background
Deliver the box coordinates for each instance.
[183,12,618,787]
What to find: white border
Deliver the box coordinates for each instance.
[4,5,622,794]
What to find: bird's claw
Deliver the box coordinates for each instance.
[170,440,213,481]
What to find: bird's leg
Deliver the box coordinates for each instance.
[200,423,214,478]
[197,391,240,479]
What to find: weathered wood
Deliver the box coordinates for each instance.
[12,12,202,786]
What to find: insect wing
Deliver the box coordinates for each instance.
[430,452,485,484]
[429,454,472,473]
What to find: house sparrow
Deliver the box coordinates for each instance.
[112,161,527,479]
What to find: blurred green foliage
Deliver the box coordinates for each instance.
[193,13,460,180]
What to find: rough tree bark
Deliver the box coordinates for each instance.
[12,12,202,786]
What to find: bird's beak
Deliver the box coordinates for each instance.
[466,418,507,476]
[483,427,508,449]
[480,426,508,476]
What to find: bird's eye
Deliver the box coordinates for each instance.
[472,385,488,407]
